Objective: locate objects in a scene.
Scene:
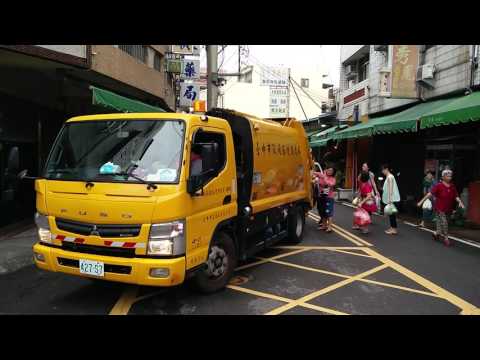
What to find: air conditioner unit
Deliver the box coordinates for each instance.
[417,64,436,88]
[345,65,357,79]
[418,64,435,80]
[374,45,388,52]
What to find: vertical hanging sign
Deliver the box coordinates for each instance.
[391,45,419,99]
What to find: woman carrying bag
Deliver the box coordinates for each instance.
[381,164,401,235]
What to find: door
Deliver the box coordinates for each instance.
[184,126,237,270]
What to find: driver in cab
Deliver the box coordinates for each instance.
[190,144,203,176]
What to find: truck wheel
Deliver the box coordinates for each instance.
[193,232,237,294]
[287,206,305,244]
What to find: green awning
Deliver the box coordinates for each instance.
[91,86,166,113]
[372,99,455,134]
[420,91,480,129]
[310,138,330,148]
[311,125,347,139]
[331,121,374,140]
[331,96,463,140]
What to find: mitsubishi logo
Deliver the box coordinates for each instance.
[90,225,100,236]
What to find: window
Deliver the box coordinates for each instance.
[154,52,163,71]
[191,130,227,183]
[301,78,309,88]
[358,55,369,82]
[118,45,147,63]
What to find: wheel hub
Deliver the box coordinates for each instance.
[206,245,228,278]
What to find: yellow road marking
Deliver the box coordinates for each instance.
[326,248,375,258]
[299,302,349,315]
[362,247,480,314]
[307,214,364,246]
[227,284,292,303]
[262,256,440,298]
[259,257,353,279]
[265,264,389,315]
[273,245,369,250]
[308,211,373,247]
[109,286,139,315]
[331,223,373,247]
[227,284,348,315]
[234,248,309,271]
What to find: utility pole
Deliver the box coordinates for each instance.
[207,45,219,110]
[238,45,241,76]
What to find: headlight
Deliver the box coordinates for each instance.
[148,220,185,255]
[35,212,52,243]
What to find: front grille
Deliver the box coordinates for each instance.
[61,242,136,258]
[56,218,141,238]
[57,257,132,274]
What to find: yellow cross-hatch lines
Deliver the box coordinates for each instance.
[109,286,139,315]
[227,284,349,315]
[256,253,441,299]
[362,247,480,315]
[307,211,373,247]
[265,264,389,315]
[234,248,310,271]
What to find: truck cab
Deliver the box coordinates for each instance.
[12,110,312,293]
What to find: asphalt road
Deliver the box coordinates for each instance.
[1,203,479,315]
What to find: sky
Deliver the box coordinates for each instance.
[200,45,341,87]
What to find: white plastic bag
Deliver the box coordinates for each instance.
[422,198,433,211]
[384,203,398,216]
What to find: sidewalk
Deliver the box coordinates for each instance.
[0,227,37,274]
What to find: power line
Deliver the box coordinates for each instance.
[289,78,309,121]
[290,77,324,111]
[248,55,327,104]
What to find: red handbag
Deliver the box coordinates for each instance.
[354,208,371,226]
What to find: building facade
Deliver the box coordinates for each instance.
[202,63,329,121]
[0,45,176,228]
[333,45,480,221]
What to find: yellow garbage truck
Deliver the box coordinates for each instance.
[13,108,312,293]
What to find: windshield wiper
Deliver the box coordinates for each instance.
[95,172,158,190]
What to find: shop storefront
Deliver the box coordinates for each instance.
[329,91,480,223]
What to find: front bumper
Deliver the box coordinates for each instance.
[33,243,186,286]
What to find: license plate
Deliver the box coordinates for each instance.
[79,259,104,277]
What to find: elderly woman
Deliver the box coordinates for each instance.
[418,169,465,247]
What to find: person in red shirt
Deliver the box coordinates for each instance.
[417,169,465,246]
[313,166,336,233]
[354,171,378,234]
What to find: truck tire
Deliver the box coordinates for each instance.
[192,232,237,294]
[287,206,305,244]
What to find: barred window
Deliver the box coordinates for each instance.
[118,45,147,63]
[154,52,162,71]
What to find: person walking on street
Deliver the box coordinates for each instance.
[357,163,380,198]
[353,171,377,234]
[417,169,465,246]
[357,163,380,219]
[313,166,336,233]
[419,170,437,227]
[382,164,401,235]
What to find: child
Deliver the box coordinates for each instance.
[314,166,336,233]
[418,169,465,246]
[353,171,377,234]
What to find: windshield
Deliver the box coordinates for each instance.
[45,119,185,184]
